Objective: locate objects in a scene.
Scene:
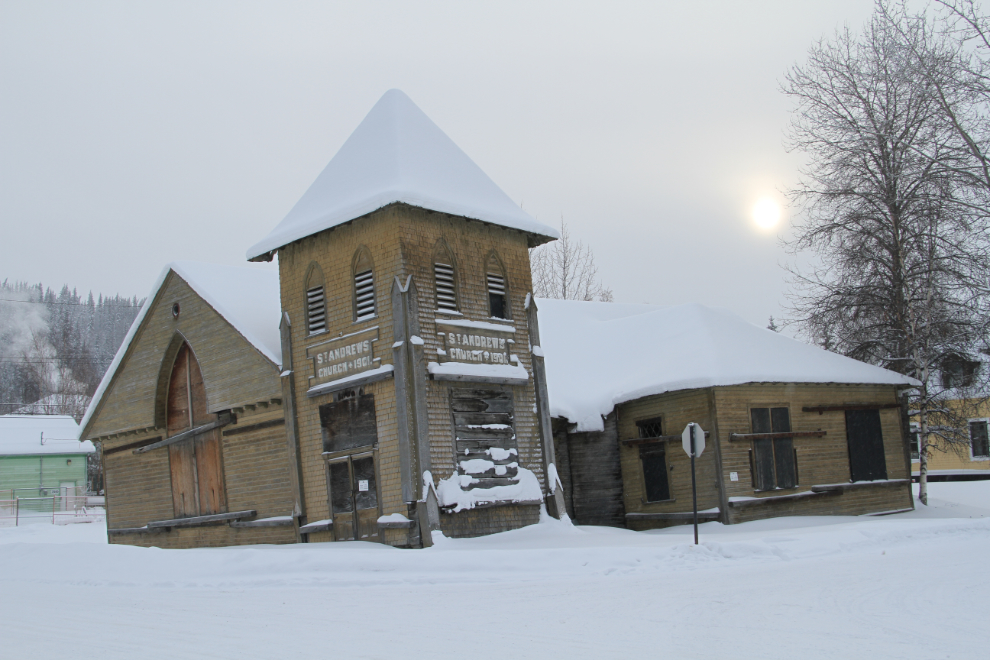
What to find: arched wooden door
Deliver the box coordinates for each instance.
[167,343,226,518]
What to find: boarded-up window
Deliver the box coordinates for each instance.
[970,420,989,459]
[319,394,378,454]
[846,409,887,482]
[750,407,797,491]
[166,344,226,518]
[451,387,518,489]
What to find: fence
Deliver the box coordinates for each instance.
[0,486,106,527]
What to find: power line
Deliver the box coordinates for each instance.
[0,297,141,306]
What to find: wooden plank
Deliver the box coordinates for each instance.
[625,511,720,521]
[298,519,333,534]
[222,417,284,437]
[377,518,416,529]
[802,403,901,414]
[464,477,517,489]
[453,412,513,427]
[229,517,294,528]
[169,440,198,517]
[728,431,827,441]
[146,509,256,529]
[621,432,710,446]
[103,436,162,456]
[810,478,909,493]
[195,428,226,515]
[133,413,233,454]
[727,490,838,508]
[457,465,519,480]
[107,527,166,535]
[432,372,529,386]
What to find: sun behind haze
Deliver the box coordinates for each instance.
[751,197,783,230]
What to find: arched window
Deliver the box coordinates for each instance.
[433,242,458,312]
[486,254,509,319]
[166,343,226,518]
[353,247,376,321]
[305,263,326,335]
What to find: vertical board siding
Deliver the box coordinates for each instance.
[562,413,626,527]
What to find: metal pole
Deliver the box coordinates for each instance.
[690,423,699,545]
[15,498,19,527]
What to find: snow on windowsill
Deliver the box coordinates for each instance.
[435,318,515,333]
[427,361,528,382]
[435,466,544,512]
[306,364,394,396]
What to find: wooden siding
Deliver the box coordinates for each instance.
[558,413,625,527]
[617,389,721,530]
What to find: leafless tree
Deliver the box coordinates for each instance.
[530,219,613,302]
[782,5,990,504]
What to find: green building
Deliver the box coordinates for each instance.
[0,415,93,506]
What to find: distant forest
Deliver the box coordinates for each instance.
[0,280,143,419]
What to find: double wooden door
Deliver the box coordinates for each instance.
[167,343,226,518]
[320,393,380,542]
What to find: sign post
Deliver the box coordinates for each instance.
[681,422,706,545]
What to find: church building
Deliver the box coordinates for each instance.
[83,90,566,548]
[82,90,918,549]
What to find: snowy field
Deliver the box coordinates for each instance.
[1,483,987,659]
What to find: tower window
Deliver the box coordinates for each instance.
[488,272,507,319]
[435,262,457,311]
[307,285,326,335]
[354,269,376,321]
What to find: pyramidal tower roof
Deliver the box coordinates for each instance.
[247,90,559,260]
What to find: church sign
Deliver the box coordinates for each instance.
[307,327,380,388]
[436,320,515,366]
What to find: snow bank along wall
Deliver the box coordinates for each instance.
[554,382,915,529]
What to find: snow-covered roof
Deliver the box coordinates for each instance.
[536,299,919,432]
[246,89,559,260]
[80,262,282,435]
[0,415,93,456]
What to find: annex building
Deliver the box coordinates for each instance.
[81,90,919,548]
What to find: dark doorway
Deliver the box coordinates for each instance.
[846,409,887,482]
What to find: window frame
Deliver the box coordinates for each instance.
[969,418,990,460]
[485,253,510,320]
[352,248,377,323]
[304,263,327,336]
[748,405,798,492]
[635,416,672,503]
[909,422,921,461]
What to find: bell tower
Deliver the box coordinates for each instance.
[248,90,563,546]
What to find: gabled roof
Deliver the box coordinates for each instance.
[79,262,282,435]
[0,415,93,456]
[246,89,559,260]
[535,299,919,432]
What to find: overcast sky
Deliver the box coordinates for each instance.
[0,1,887,328]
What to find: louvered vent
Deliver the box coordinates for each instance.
[307,285,326,334]
[354,269,376,320]
[487,272,507,319]
[434,263,457,311]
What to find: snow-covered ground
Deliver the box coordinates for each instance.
[1,482,987,659]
